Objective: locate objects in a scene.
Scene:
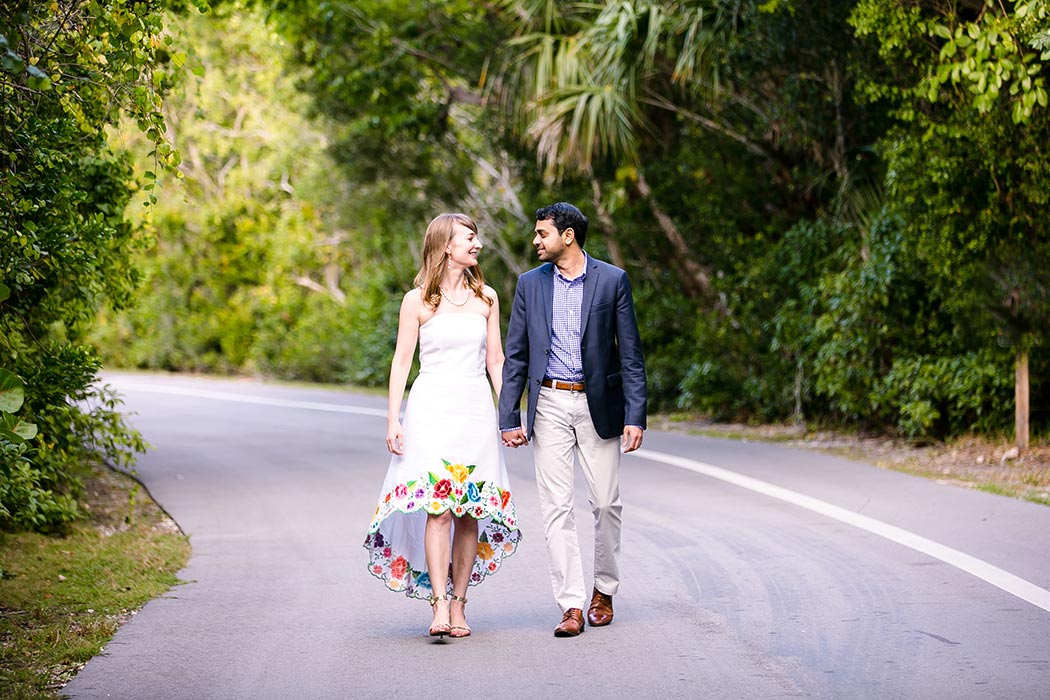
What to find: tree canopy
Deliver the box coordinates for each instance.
[4,0,1048,530]
[106,0,1049,441]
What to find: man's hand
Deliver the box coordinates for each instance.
[501,428,528,448]
[621,425,643,453]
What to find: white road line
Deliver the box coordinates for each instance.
[119,382,1050,613]
[121,383,389,417]
[635,448,1050,614]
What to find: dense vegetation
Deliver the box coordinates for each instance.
[0,1,186,530]
[3,1,1048,530]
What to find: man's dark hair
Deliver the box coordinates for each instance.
[536,202,588,247]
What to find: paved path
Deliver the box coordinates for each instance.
[64,373,1050,699]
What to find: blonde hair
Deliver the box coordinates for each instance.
[414,213,492,309]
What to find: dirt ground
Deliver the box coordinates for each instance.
[80,466,182,537]
[651,416,1050,506]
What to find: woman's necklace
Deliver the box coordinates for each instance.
[440,285,469,307]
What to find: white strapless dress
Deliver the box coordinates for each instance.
[364,312,521,599]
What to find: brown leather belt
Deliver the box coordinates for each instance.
[541,378,585,392]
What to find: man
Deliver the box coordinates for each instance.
[500,202,646,637]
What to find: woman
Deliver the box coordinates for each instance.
[364,213,521,639]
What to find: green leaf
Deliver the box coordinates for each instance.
[2,49,25,74]
[0,282,9,304]
[26,65,51,91]
[0,369,25,413]
[0,427,25,444]
[12,419,37,441]
[0,412,35,440]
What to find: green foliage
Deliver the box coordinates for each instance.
[851,0,1050,366]
[1,1,161,531]
[920,1,1047,123]
[94,8,411,385]
[97,4,547,384]
[249,284,400,385]
[0,368,37,443]
[84,1,1048,444]
[872,351,1013,438]
[0,368,77,531]
[802,214,1015,437]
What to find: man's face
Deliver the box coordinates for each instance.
[533,218,569,262]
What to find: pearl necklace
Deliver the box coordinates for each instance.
[440,285,469,307]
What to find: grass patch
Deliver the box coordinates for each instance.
[652,414,1050,507]
[0,465,189,699]
[649,413,808,443]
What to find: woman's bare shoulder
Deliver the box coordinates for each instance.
[401,287,424,305]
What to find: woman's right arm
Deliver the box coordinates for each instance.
[386,291,422,455]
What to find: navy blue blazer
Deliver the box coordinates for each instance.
[499,255,647,440]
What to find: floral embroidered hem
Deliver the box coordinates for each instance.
[363,459,521,599]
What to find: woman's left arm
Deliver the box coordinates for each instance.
[484,287,505,398]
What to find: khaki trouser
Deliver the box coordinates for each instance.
[531,386,622,612]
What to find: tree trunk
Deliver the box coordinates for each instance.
[1015,348,1030,450]
[633,172,713,300]
[591,179,626,270]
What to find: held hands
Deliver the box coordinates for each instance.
[386,420,405,455]
[621,426,643,453]
[501,428,528,448]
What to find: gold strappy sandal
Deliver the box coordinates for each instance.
[449,594,471,638]
[428,594,450,637]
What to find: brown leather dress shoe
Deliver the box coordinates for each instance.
[553,608,585,637]
[587,588,614,627]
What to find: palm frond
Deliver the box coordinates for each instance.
[530,82,642,174]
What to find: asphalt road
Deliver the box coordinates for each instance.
[63,373,1050,699]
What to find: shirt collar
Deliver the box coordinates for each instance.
[554,251,589,283]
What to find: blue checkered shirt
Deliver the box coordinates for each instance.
[545,256,587,383]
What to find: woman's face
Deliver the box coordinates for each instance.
[446,222,483,269]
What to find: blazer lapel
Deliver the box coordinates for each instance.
[580,255,600,337]
[541,263,554,338]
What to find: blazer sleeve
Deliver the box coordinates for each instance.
[498,276,530,430]
[616,271,647,429]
